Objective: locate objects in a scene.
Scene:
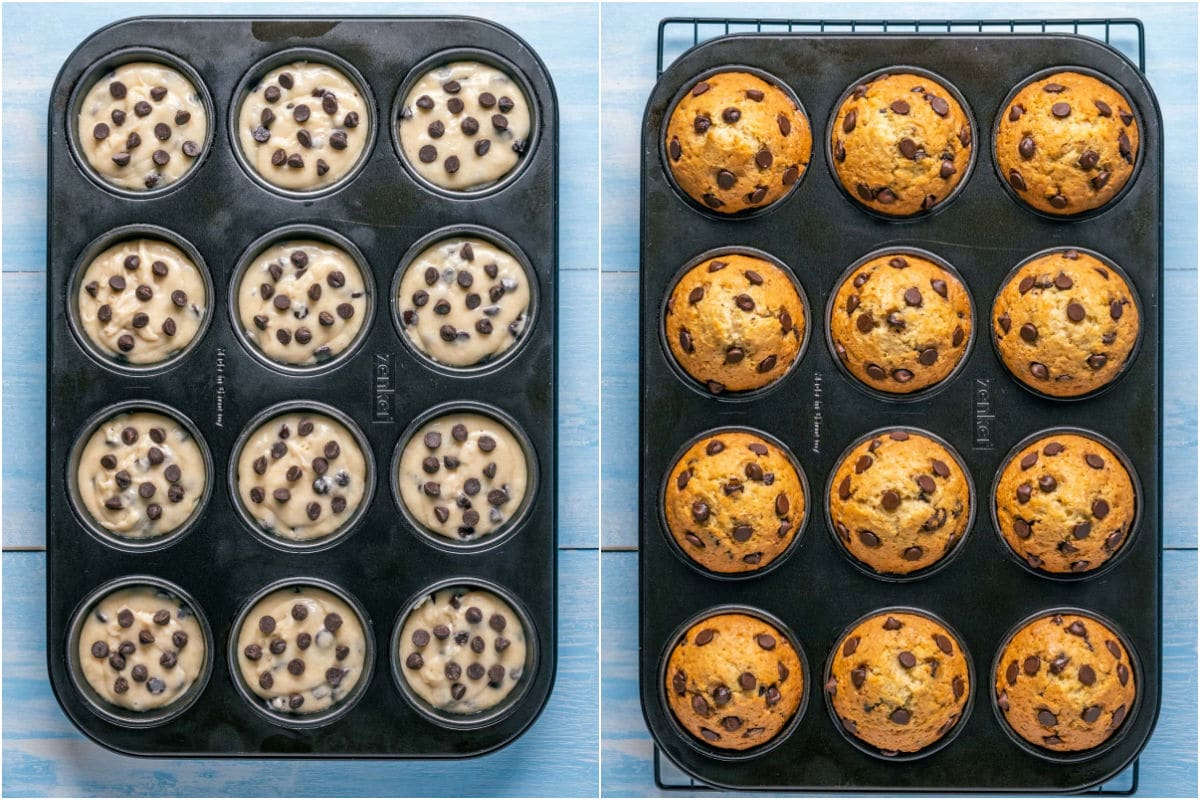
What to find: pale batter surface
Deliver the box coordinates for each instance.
[77,238,207,365]
[398,587,527,714]
[77,61,207,191]
[398,61,532,191]
[76,411,206,540]
[238,61,369,191]
[397,412,529,541]
[236,586,367,715]
[237,239,369,365]
[78,586,205,712]
[236,412,368,542]
[397,236,531,367]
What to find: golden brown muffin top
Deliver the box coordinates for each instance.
[995,612,1136,752]
[996,71,1140,215]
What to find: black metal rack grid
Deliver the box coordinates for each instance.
[651,16,1148,796]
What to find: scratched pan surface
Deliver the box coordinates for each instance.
[46,16,557,758]
[639,33,1161,792]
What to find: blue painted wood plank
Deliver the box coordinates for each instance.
[600,2,1197,274]
[2,549,598,797]
[600,548,1197,797]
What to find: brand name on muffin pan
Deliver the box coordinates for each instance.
[372,352,394,424]
[215,347,226,428]
[973,377,994,450]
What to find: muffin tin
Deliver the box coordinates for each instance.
[639,32,1161,791]
[47,15,556,757]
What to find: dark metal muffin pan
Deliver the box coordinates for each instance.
[47,15,557,758]
[639,32,1161,792]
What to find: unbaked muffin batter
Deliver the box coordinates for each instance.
[238,61,369,191]
[76,410,206,540]
[397,412,528,541]
[398,587,527,714]
[77,61,207,191]
[236,412,367,542]
[78,586,205,712]
[77,238,207,365]
[397,236,531,367]
[237,239,368,365]
[398,61,532,191]
[236,586,367,715]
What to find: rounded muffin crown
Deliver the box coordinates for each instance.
[664,251,808,396]
[664,70,812,215]
[664,610,805,753]
[663,430,807,576]
[827,429,973,578]
[992,248,1140,399]
[828,250,973,397]
[993,430,1138,576]
[995,70,1140,216]
[829,70,974,217]
[993,611,1137,755]
[825,610,971,757]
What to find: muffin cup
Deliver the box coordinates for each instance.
[66,574,214,728]
[989,246,1145,402]
[658,64,811,220]
[390,400,539,554]
[823,245,976,403]
[227,224,376,376]
[824,65,978,222]
[989,426,1142,582]
[658,425,810,581]
[659,245,812,402]
[226,577,375,730]
[66,46,214,199]
[227,400,376,553]
[822,605,975,761]
[657,604,810,761]
[991,65,1145,222]
[389,224,539,378]
[229,47,378,200]
[390,576,540,730]
[392,47,541,199]
[66,399,213,553]
[823,426,976,583]
[67,223,214,376]
[989,606,1142,763]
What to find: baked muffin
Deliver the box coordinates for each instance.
[992,249,1140,398]
[664,71,812,214]
[826,611,970,754]
[828,430,971,576]
[995,612,1136,752]
[994,432,1136,574]
[664,254,806,395]
[830,72,973,216]
[665,612,804,750]
[996,71,1140,215]
[664,431,806,574]
[829,252,972,395]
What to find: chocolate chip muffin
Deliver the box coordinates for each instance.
[994,432,1136,575]
[830,72,973,216]
[664,253,806,394]
[664,431,806,575]
[828,430,971,577]
[664,71,812,214]
[992,249,1140,398]
[665,612,804,751]
[995,612,1136,752]
[996,71,1140,215]
[827,611,970,754]
[829,252,972,395]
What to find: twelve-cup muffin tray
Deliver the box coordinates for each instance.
[46,15,557,758]
[639,32,1161,792]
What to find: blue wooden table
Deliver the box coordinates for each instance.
[599,2,1198,796]
[1,3,598,796]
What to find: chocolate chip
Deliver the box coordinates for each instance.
[898,651,917,668]
[1037,709,1058,726]
[890,708,911,725]
[842,109,857,133]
